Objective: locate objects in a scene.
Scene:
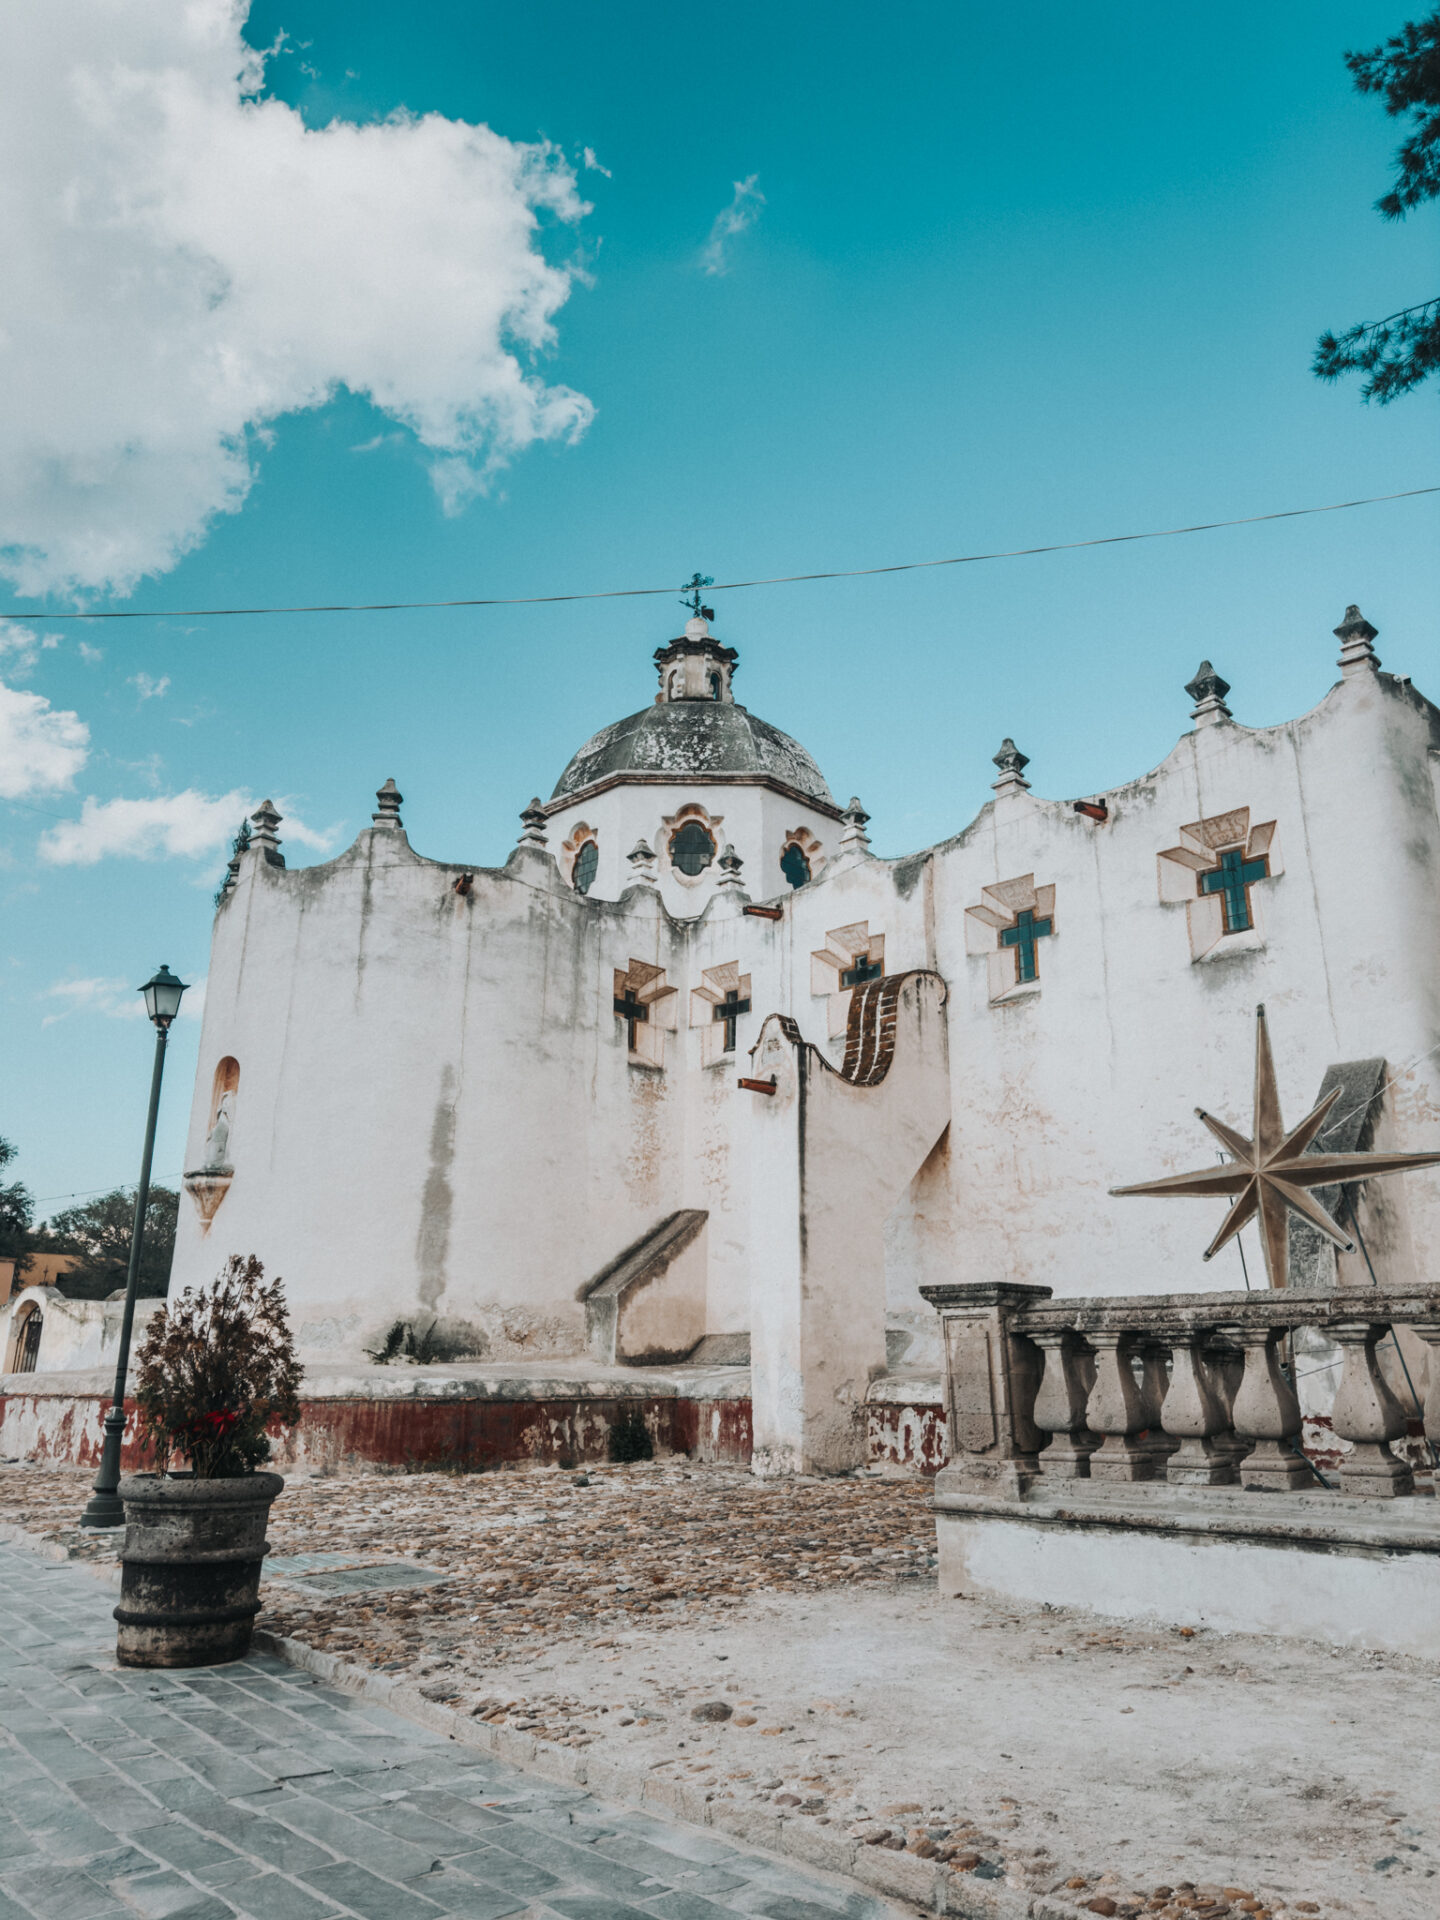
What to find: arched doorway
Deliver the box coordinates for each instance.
[7,1302,42,1373]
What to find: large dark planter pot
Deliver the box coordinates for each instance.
[114,1471,284,1668]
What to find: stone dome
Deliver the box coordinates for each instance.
[550,615,835,809]
[551,701,835,807]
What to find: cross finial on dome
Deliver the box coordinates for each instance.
[680,571,715,621]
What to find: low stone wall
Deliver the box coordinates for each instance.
[275,1392,754,1472]
[865,1373,947,1473]
[0,1367,942,1476]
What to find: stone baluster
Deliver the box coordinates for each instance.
[1162,1333,1236,1485]
[1200,1338,1252,1480]
[1138,1338,1179,1471]
[1329,1318,1415,1498]
[1030,1328,1099,1478]
[1085,1331,1156,1482]
[1223,1323,1312,1492]
[1410,1322,1440,1465]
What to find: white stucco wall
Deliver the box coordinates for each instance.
[169,638,1440,1379]
[0,1286,162,1376]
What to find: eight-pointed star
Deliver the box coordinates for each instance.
[1111,1005,1440,1289]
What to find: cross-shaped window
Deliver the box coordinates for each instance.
[1199,846,1268,934]
[840,953,882,990]
[999,906,1052,983]
[712,986,751,1052]
[613,987,649,1050]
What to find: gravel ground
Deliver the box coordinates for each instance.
[3,1459,1432,1920]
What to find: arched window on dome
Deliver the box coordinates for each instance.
[670,820,716,876]
[780,842,811,889]
[708,672,721,701]
[572,839,599,895]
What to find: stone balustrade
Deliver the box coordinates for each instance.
[920,1281,1440,1502]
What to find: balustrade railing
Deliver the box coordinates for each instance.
[920,1282,1440,1501]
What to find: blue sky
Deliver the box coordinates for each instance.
[1,0,1436,1217]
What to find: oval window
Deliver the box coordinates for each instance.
[572,839,599,895]
[670,820,716,876]
[780,843,811,888]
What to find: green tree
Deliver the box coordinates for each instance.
[1314,9,1440,401]
[45,1187,179,1300]
[0,1137,33,1286]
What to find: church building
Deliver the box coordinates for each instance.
[161,601,1440,1476]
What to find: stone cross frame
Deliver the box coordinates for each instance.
[612,961,678,1069]
[964,875,1056,1005]
[810,922,886,1039]
[1157,807,1280,961]
[691,962,753,1067]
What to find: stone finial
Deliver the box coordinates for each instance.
[626,838,659,887]
[990,739,1031,796]
[1185,660,1233,728]
[517,798,548,848]
[250,798,281,841]
[1334,604,1381,679]
[249,799,285,867]
[838,797,872,857]
[716,843,746,891]
[372,778,403,827]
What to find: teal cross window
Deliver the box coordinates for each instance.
[614,987,649,1049]
[840,953,882,989]
[712,986,751,1051]
[1200,846,1268,934]
[1000,907,1052,983]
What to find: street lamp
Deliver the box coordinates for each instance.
[80,965,189,1530]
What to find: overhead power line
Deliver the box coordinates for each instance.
[4,484,1436,624]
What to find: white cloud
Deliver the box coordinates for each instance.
[0,619,61,676]
[128,672,171,701]
[0,680,90,798]
[701,174,765,276]
[37,788,334,865]
[582,147,612,178]
[0,1,595,597]
[78,641,104,663]
[43,972,206,1025]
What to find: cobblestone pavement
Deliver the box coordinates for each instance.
[0,1539,916,1920]
[3,1467,1426,1920]
[2,1464,938,1669]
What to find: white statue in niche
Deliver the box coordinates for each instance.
[204,1091,234,1170]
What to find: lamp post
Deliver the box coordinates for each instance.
[80,964,188,1530]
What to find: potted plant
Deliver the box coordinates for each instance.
[114,1255,301,1668]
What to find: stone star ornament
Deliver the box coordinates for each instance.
[1111,1004,1440,1289]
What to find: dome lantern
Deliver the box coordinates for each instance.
[653,615,739,705]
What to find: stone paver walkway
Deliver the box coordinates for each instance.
[0,1543,899,1920]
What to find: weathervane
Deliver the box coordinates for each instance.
[681,572,715,621]
[1111,1004,1440,1289]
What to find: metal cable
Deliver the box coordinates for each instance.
[4,484,1436,623]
